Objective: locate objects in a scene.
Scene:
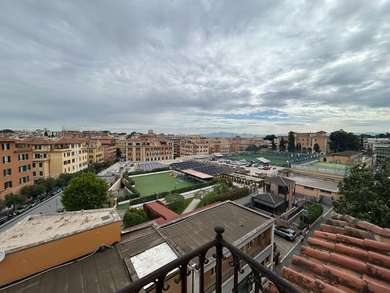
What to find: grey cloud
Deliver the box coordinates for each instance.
[0,0,389,133]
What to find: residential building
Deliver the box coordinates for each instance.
[0,137,33,199]
[282,213,390,292]
[208,137,231,154]
[180,138,209,156]
[23,137,88,181]
[87,141,104,164]
[114,135,127,159]
[375,144,390,164]
[0,209,121,287]
[89,136,116,162]
[127,134,174,162]
[251,176,295,214]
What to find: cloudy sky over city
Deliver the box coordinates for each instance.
[0,0,389,135]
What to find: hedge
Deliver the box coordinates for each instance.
[199,187,250,207]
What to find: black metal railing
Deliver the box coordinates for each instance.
[118,226,299,293]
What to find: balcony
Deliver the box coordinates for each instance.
[117,227,298,293]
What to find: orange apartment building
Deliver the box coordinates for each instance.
[127,134,174,162]
[0,137,33,199]
[180,137,209,156]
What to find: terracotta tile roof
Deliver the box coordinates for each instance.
[282,213,390,293]
[143,201,179,221]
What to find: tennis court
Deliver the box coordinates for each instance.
[131,171,196,196]
[227,151,318,167]
[295,161,349,176]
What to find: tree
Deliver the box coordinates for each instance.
[20,184,45,200]
[42,177,58,195]
[287,132,295,153]
[329,130,360,152]
[0,198,5,211]
[4,193,26,210]
[334,160,390,228]
[304,203,323,224]
[165,193,185,213]
[123,208,148,227]
[264,134,276,141]
[62,172,109,211]
[57,173,75,188]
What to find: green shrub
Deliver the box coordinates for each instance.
[165,193,185,213]
[304,203,323,224]
[123,208,149,227]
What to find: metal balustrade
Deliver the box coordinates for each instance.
[117,226,299,293]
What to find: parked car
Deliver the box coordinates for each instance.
[275,226,297,241]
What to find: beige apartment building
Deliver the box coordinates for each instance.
[87,141,104,164]
[180,138,209,156]
[127,134,174,162]
[0,137,33,199]
[24,138,88,182]
[114,136,127,159]
[93,136,116,162]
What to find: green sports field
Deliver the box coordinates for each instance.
[297,161,350,175]
[227,151,318,167]
[131,171,196,196]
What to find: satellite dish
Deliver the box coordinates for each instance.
[0,251,5,262]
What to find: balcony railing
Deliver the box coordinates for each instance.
[117,227,299,293]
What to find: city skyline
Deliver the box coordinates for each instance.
[1,1,389,134]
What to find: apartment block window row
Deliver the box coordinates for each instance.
[19,164,31,172]
[19,176,30,184]
[34,153,47,159]
[3,168,12,176]
[1,143,11,150]
[2,155,11,163]
[18,153,29,160]
[4,181,12,189]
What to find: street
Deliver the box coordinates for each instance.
[0,191,63,233]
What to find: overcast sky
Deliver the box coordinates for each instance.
[0,0,389,135]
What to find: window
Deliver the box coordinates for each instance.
[4,181,12,189]
[39,162,43,168]
[3,168,11,176]
[2,156,11,163]
[33,171,36,176]
[39,171,43,176]
[33,163,36,168]
[2,143,10,150]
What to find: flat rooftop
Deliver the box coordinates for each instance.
[181,168,214,179]
[288,175,339,192]
[0,208,121,254]
[160,201,273,255]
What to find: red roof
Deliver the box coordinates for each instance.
[282,213,390,292]
[143,201,178,221]
[181,169,213,179]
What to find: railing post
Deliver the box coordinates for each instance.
[214,226,224,293]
